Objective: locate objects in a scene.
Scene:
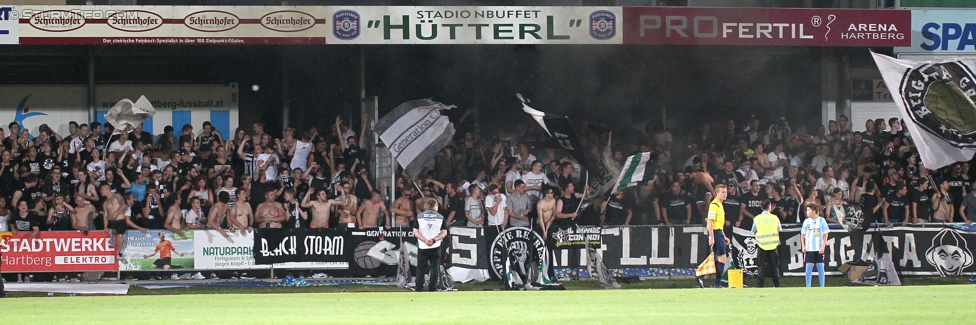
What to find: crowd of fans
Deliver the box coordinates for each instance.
[0,109,973,247]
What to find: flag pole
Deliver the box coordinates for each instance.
[390,154,397,228]
[575,171,588,214]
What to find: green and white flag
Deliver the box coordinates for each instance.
[612,152,655,192]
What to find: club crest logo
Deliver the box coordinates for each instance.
[733,235,759,277]
[924,228,974,277]
[589,10,615,40]
[332,10,360,40]
[490,227,546,279]
[898,61,976,147]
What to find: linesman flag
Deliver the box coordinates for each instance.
[373,99,456,180]
[696,253,716,277]
[612,152,655,192]
[871,52,976,169]
[518,94,593,173]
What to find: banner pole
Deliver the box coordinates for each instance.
[575,171,588,214]
[391,154,397,228]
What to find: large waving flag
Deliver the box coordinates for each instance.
[373,99,455,180]
[518,94,594,173]
[871,52,976,169]
[612,152,655,192]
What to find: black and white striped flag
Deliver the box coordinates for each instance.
[373,99,456,180]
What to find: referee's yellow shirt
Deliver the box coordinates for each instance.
[707,198,724,231]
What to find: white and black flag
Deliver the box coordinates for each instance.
[518,94,594,173]
[374,99,456,180]
[871,52,976,169]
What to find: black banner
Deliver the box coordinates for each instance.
[730,225,976,277]
[551,225,602,249]
[447,226,488,270]
[347,227,417,277]
[554,225,711,269]
[253,228,349,265]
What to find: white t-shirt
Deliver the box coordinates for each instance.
[516,153,537,167]
[521,171,550,200]
[108,140,133,153]
[184,209,203,226]
[0,214,8,231]
[810,156,832,173]
[256,153,277,182]
[87,160,106,181]
[484,193,507,226]
[815,177,836,192]
[69,137,84,154]
[464,197,483,227]
[505,170,522,194]
[291,140,313,171]
[767,152,787,168]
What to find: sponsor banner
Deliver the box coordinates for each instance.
[0,6,19,44]
[0,84,239,139]
[852,78,892,102]
[0,232,11,248]
[253,228,348,265]
[550,225,602,249]
[120,230,344,271]
[172,6,326,45]
[730,225,976,277]
[325,6,622,44]
[17,6,326,45]
[896,10,976,53]
[622,7,910,47]
[193,230,260,270]
[119,230,194,271]
[347,227,416,277]
[1,231,117,272]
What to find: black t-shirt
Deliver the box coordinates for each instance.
[39,153,56,178]
[343,144,363,165]
[880,182,897,198]
[250,181,270,206]
[198,133,219,152]
[78,149,93,166]
[723,195,741,223]
[208,157,233,177]
[309,176,330,193]
[17,186,41,205]
[947,175,966,202]
[556,196,580,226]
[41,178,71,198]
[859,194,880,225]
[861,132,881,148]
[662,192,691,223]
[714,171,742,188]
[886,193,909,221]
[441,193,463,220]
[604,195,631,226]
[107,177,125,194]
[739,192,765,228]
[911,188,932,221]
[0,164,17,198]
[22,157,41,175]
[781,196,802,223]
[12,212,39,231]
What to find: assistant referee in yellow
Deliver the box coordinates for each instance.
[751,199,782,288]
[706,184,731,288]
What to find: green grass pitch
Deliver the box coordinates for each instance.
[2,285,974,324]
